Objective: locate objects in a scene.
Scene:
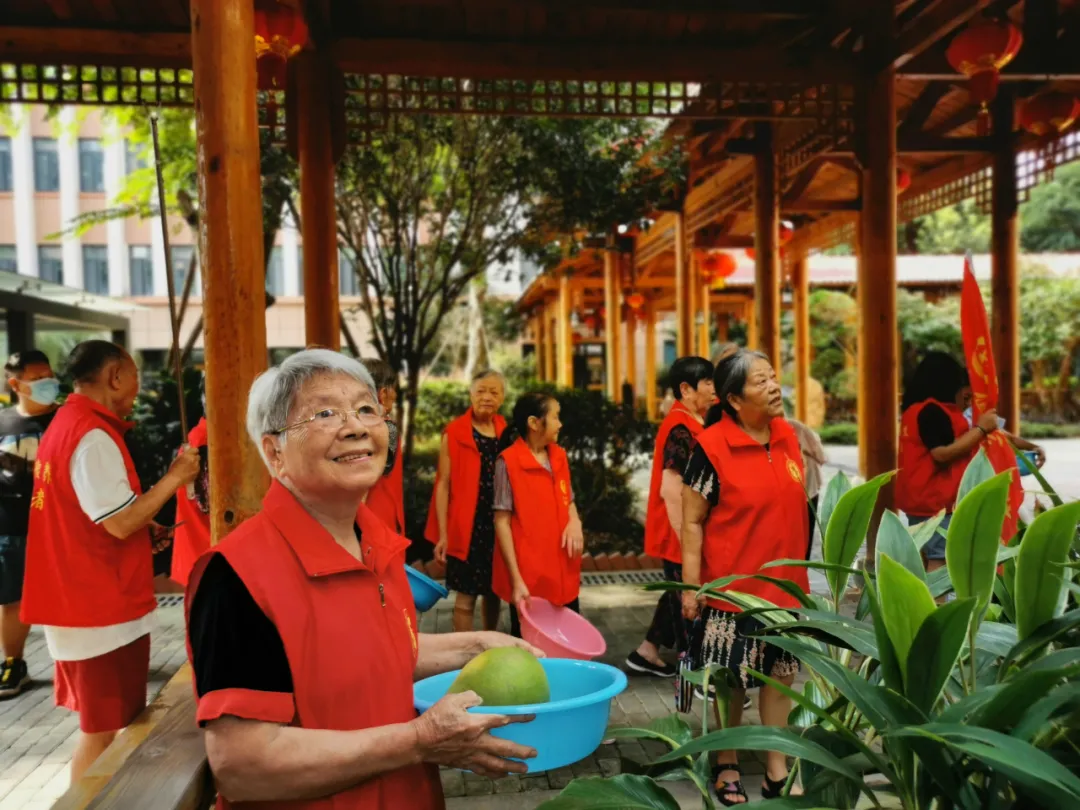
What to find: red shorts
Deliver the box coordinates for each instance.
[55,633,151,733]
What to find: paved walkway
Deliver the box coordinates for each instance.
[0,595,189,810]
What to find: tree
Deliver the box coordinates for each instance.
[335,114,684,466]
[1020,162,1080,252]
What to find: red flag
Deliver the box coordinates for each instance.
[959,253,1022,541]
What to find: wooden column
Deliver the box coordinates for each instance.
[859,65,899,545]
[793,254,811,423]
[533,312,546,381]
[557,272,573,388]
[626,307,638,404]
[604,250,619,399]
[644,299,657,419]
[674,212,692,356]
[745,299,758,349]
[544,300,556,383]
[698,268,711,357]
[295,52,340,349]
[717,312,730,344]
[191,0,269,542]
[991,89,1020,433]
[754,123,781,369]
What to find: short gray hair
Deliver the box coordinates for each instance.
[470,368,505,390]
[246,349,378,465]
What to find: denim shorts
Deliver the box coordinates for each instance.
[908,513,952,561]
[0,534,27,605]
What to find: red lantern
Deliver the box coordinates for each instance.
[1018,91,1080,137]
[745,247,755,261]
[946,18,1022,124]
[626,292,646,312]
[254,0,308,91]
[897,167,912,194]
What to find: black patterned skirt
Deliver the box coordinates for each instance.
[690,606,800,690]
[446,520,497,597]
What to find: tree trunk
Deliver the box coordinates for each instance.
[402,358,422,476]
[463,280,489,380]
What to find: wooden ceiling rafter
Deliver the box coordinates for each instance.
[890,0,997,70]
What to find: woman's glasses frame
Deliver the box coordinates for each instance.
[271,405,386,436]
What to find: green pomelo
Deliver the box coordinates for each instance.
[447,647,550,706]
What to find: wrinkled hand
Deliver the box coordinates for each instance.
[1033,445,1047,468]
[169,445,200,487]
[149,521,177,553]
[682,589,704,621]
[412,691,536,778]
[434,537,449,565]
[511,581,531,609]
[977,409,999,434]
[472,631,545,659]
[561,518,585,558]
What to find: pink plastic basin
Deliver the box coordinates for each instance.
[518,597,606,660]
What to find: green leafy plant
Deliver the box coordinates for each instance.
[538,455,1080,809]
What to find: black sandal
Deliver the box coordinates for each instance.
[761,774,790,799]
[712,765,748,806]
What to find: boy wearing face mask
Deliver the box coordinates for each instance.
[0,350,61,698]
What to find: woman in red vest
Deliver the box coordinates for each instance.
[172,377,211,588]
[680,350,810,804]
[426,370,507,632]
[363,359,406,535]
[624,355,714,677]
[897,352,1000,572]
[185,350,538,810]
[492,392,583,638]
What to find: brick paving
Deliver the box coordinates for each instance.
[0,597,189,810]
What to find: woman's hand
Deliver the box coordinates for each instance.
[977,409,1000,434]
[511,580,531,609]
[561,518,585,558]
[472,631,545,659]
[682,589,703,621]
[1032,445,1047,468]
[412,692,536,778]
[434,537,448,565]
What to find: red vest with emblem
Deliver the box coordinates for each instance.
[645,401,704,563]
[172,418,211,587]
[491,439,579,606]
[366,430,405,535]
[423,409,506,559]
[21,394,155,627]
[185,481,444,810]
[897,398,974,517]
[696,416,809,611]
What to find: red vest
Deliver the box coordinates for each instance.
[644,401,704,563]
[696,416,809,611]
[366,430,405,535]
[423,409,506,559]
[491,439,580,606]
[172,418,211,587]
[897,399,974,517]
[186,481,444,810]
[21,394,155,627]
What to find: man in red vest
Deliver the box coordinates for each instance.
[21,341,199,783]
[625,356,715,677]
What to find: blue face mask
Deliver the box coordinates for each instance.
[24,377,60,406]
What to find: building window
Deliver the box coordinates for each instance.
[38,245,63,284]
[78,139,105,193]
[33,138,59,192]
[170,245,199,293]
[130,245,153,296]
[339,247,360,295]
[125,140,147,175]
[83,246,109,294]
[0,138,12,192]
[266,246,284,295]
[0,246,16,273]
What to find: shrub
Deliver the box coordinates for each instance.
[1019,421,1080,439]
[818,421,858,445]
[411,380,472,442]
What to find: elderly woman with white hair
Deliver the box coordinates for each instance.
[184,351,538,810]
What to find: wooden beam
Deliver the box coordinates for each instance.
[770,135,994,158]
[991,88,1020,433]
[0,26,191,66]
[296,52,340,350]
[890,0,994,69]
[898,82,951,136]
[782,198,861,213]
[192,0,269,542]
[783,156,830,200]
[754,124,781,369]
[330,39,857,83]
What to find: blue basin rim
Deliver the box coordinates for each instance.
[406,565,449,598]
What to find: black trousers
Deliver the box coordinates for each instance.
[644,561,688,651]
[807,495,820,560]
[509,597,581,638]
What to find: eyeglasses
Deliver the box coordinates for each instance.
[271,405,385,435]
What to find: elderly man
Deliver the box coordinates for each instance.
[185,350,537,809]
[21,341,200,782]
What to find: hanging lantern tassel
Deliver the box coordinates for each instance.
[946,18,1023,135]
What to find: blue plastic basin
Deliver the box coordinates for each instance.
[405,565,448,612]
[413,658,627,773]
[1017,450,1038,478]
